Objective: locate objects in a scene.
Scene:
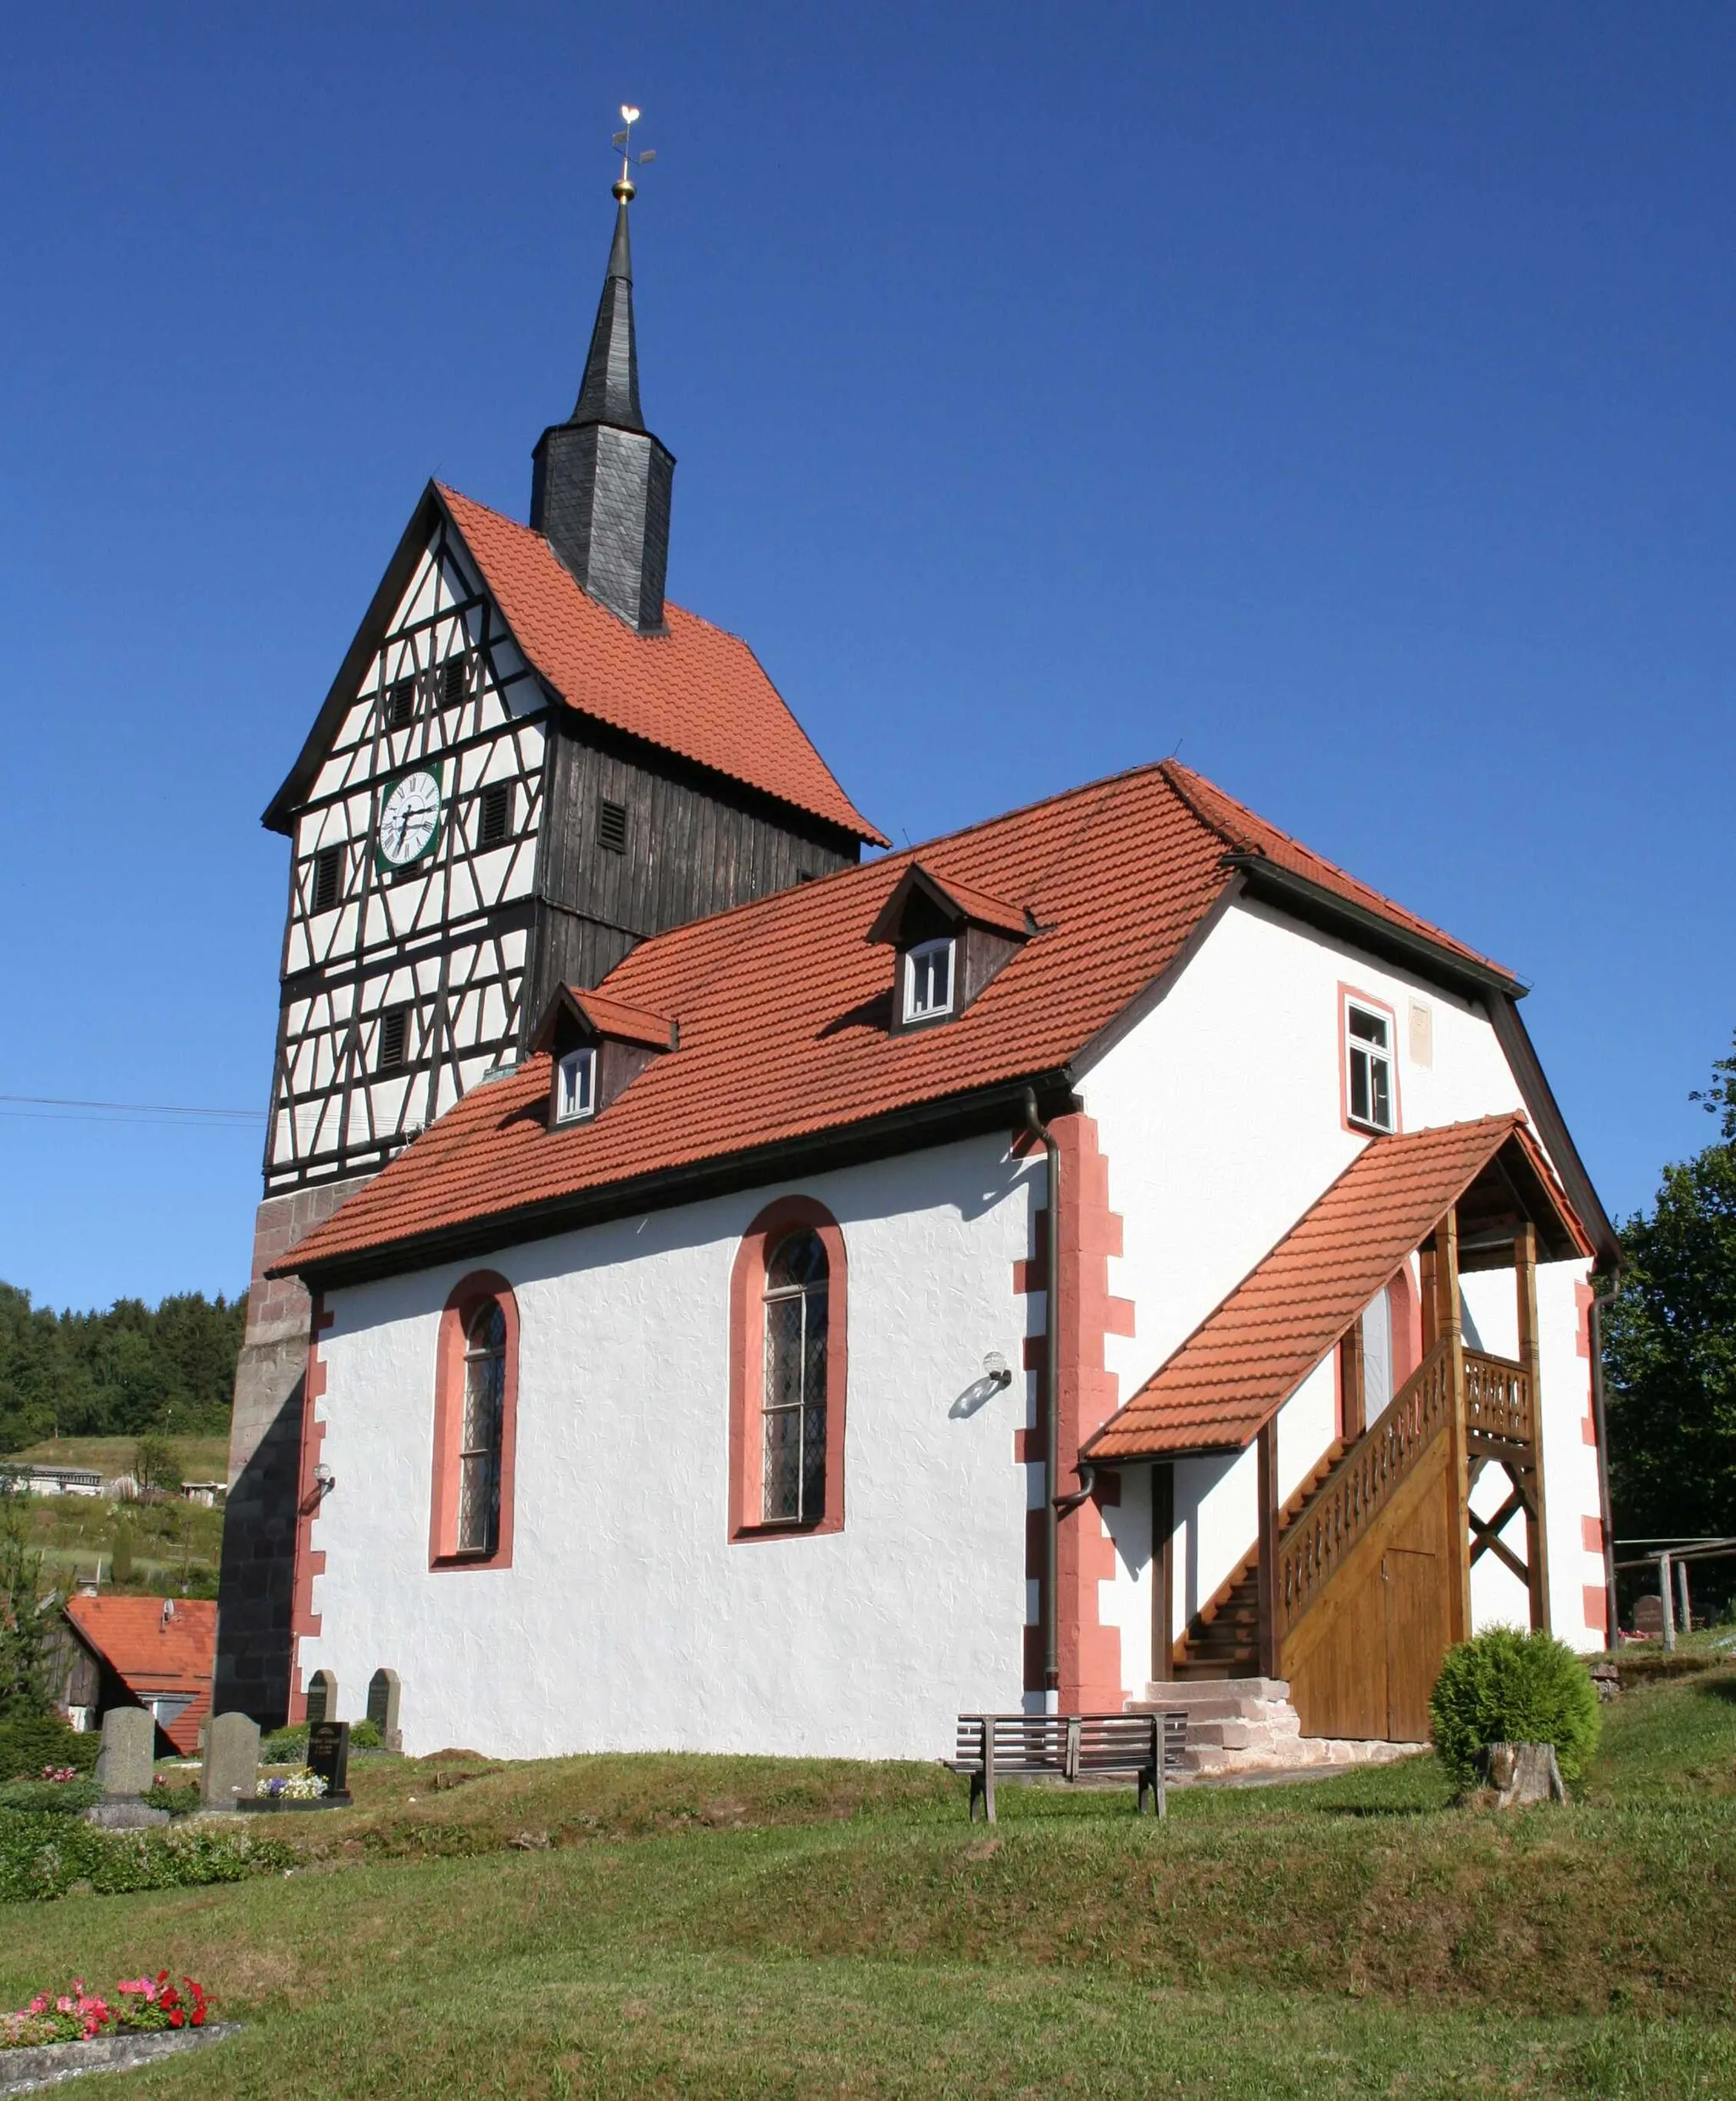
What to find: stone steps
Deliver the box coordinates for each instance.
[1129,1676,1426,1777]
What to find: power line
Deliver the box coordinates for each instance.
[0,1093,264,1126]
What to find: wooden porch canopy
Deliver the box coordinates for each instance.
[1084,1114,1590,1464]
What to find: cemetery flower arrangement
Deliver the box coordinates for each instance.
[256,1766,327,1800]
[1,1973,209,2050]
[41,1767,80,1784]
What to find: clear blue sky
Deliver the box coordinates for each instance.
[2,3,1731,1312]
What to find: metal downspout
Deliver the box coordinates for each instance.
[1588,1281,1622,1646]
[1022,1088,1062,1702]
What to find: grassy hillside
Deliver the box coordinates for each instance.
[3,1664,1733,2097]
[14,1435,231,1482]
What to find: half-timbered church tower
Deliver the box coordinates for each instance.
[217,172,886,1724]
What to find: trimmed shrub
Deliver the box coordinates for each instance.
[0,1709,100,1783]
[0,1779,102,1816]
[350,1718,383,1750]
[0,1808,292,1903]
[1430,1626,1600,1786]
[259,1724,308,1764]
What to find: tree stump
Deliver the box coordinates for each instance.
[1481,1741,1566,1807]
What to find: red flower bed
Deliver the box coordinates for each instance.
[2,1973,209,2049]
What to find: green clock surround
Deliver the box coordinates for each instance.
[376,764,445,876]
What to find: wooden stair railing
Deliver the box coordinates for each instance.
[1275,1337,1455,1642]
[1463,1348,1533,1456]
[1171,1438,1345,1675]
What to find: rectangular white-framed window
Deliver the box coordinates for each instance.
[904,937,955,1022]
[555,1045,597,1123]
[1344,995,1396,1133]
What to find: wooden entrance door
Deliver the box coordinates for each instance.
[1382,1546,1446,1741]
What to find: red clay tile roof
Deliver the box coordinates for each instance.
[439,487,886,846]
[1083,1117,1571,1463]
[1162,761,1511,978]
[277,763,1526,1279]
[64,1596,214,1758]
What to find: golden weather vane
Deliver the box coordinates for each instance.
[611,104,656,202]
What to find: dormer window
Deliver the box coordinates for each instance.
[555,1046,597,1123]
[904,938,954,1022]
[535,984,676,1129]
[868,863,1033,1033]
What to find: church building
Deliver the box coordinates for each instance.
[219,153,1618,1763]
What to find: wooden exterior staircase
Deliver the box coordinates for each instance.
[1173,1441,1345,1678]
[1165,1314,1543,1739]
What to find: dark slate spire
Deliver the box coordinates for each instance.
[531,177,674,633]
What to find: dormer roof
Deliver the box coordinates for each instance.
[531,985,677,1055]
[865,864,1032,945]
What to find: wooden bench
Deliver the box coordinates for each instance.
[949,1711,1188,1823]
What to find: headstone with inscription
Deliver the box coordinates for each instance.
[306,1719,352,1803]
[1633,1593,1665,1638]
[201,1712,261,1812]
[366,1669,401,1752]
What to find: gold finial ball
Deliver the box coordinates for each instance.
[612,176,637,203]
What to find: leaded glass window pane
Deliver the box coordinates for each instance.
[762,1230,829,1524]
[457,1300,506,1554]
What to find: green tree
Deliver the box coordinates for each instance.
[134,1435,183,1495]
[0,1479,50,1714]
[1603,1034,1736,1564]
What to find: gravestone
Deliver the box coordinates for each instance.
[305,1670,335,1725]
[366,1668,402,1752]
[85,1707,168,1828]
[1633,1592,1665,1638]
[94,1707,155,1797]
[201,1712,261,1812]
[306,1719,352,1802]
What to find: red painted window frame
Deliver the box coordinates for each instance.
[728,1195,849,1542]
[1338,982,1402,1137]
[429,1269,519,1572]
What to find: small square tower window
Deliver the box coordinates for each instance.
[378,1007,411,1073]
[555,1046,596,1123]
[598,800,628,855]
[311,844,343,914]
[385,677,416,729]
[1344,998,1395,1133]
[904,938,954,1022]
[478,782,512,849]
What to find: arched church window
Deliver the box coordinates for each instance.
[458,1301,507,1555]
[431,1273,518,1570]
[762,1229,829,1524]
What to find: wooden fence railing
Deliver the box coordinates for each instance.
[1277,1338,1455,1641]
[1463,1350,1532,1452]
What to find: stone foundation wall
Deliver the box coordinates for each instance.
[213,1176,372,1728]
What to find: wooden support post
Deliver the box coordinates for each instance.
[1339,1324,1366,1445]
[1419,1243,1439,1355]
[1513,1223,1550,1633]
[1677,1558,1693,1635]
[1256,1418,1280,1679]
[1658,1552,1676,1652]
[1437,1210,1473,1645]
[1149,1463,1175,1682]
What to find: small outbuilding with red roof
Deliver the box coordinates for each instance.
[61,1597,215,1758]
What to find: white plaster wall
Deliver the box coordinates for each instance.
[1081,895,1602,1666]
[299,1134,1040,1763]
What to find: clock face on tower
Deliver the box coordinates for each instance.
[376,768,443,871]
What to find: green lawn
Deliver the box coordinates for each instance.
[4,1669,1734,2098]
[14,1434,231,1482]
